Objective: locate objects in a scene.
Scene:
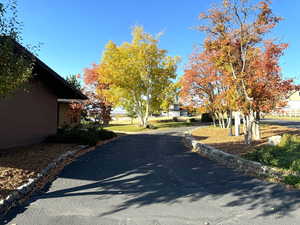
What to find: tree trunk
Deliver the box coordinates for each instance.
[234,111,240,136]
[215,113,220,127]
[226,111,230,128]
[135,97,145,127]
[143,99,150,128]
[228,111,233,136]
[222,114,225,129]
[212,114,216,127]
[242,115,246,135]
[137,109,145,127]
[138,116,144,127]
[244,111,255,145]
[219,112,225,128]
[252,111,261,140]
[218,113,222,128]
[244,115,250,144]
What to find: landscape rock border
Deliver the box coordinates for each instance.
[0,145,89,216]
[184,130,291,181]
[0,136,119,217]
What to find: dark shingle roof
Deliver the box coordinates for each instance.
[12,39,87,100]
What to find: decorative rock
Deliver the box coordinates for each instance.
[5,195,13,203]
[267,135,282,146]
[27,178,35,186]
[185,133,288,180]
[0,143,101,216]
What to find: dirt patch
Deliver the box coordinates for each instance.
[192,125,300,156]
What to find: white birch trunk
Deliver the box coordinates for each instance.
[212,113,216,127]
[244,111,255,144]
[252,112,261,140]
[228,111,233,136]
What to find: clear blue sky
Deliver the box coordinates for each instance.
[17,0,300,82]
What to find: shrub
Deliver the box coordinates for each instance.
[172,117,179,122]
[46,127,116,146]
[283,175,300,186]
[290,159,300,172]
[201,113,213,123]
[186,118,196,123]
[145,124,157,129]
[244,134,300,170]
[278,134,293,147]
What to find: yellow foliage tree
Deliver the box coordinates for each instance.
[99,26,180,127]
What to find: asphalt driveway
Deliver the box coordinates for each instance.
[3,127,300,225]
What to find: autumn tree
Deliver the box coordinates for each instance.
[63,74,85,124]
[83,63,112,125]
[100,26,179,127]
[181,49,231,128]
[0,0,35,98]
[198,0,295,144]
[244,41,295,139]
[64,101,83,126]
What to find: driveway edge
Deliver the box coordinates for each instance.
[184,130,289,180]
[0,137,119,217]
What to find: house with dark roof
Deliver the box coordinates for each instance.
[0,40,87,149]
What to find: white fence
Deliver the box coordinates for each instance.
[269,110,300,117]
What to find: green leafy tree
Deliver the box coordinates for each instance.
[160,82,181,112]
[66,74,82,90]
[124,101,138,124]
[100,26,180,127]
[0,0,34,98]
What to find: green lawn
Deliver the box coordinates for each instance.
[105,121,196,133]
[104,124,147,132]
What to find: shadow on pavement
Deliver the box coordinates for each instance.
[2,132,300,223]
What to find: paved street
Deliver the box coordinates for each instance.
[262,119,300,128]
[3,127,300,225]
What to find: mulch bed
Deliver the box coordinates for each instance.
[192,125,300,156]
[0,143,78,200]
[0,137,119,201]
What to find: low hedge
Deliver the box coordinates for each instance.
[46,127,117,146]
[201,113,213,123]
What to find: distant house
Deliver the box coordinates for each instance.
[284,91,300,111]
[0,41,87,149]
[269,91,300,117]
[161,95,190,117]
[161,104,189,117]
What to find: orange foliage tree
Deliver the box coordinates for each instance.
[65,101,84,125]
[181,49,230,128]
[83,63,112,125]
[193,0,296,144]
